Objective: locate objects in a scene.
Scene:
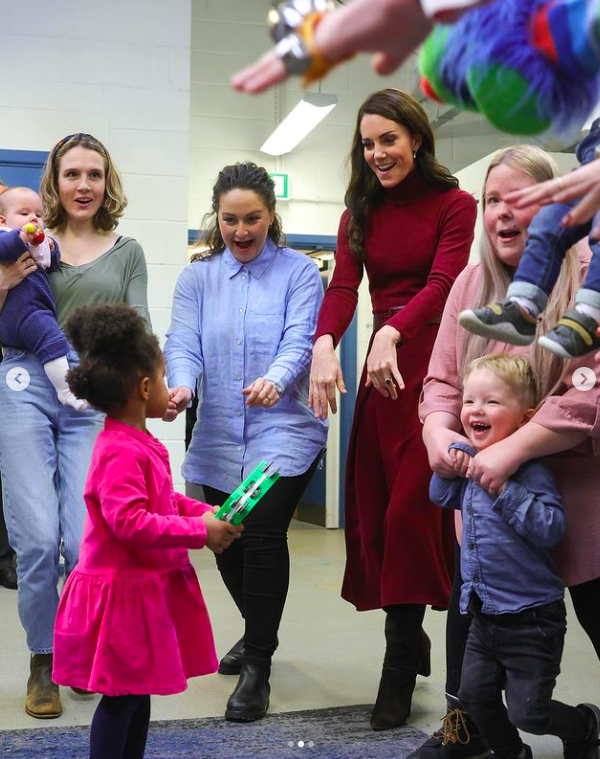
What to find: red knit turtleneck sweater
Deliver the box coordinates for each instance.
[315,168,477,346]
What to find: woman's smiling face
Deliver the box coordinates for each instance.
[360,114,422,189]
[483,163,543,268]
[57,146,107,224]
[218,189,274,263]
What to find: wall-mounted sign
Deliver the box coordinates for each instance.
[270,172,289,200]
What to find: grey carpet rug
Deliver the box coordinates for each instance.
[0,704,429,758]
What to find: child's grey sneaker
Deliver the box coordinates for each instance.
[563,703,600,759]
[458,300,537,346]
[538,310,600,359]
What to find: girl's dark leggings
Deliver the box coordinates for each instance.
[90,694,151,759]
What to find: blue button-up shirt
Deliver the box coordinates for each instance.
[165,240,328,494]
[429,442,565,615]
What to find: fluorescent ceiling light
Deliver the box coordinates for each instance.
[261,92,337,156]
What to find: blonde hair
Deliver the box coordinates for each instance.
[40,133,127,232]
[464,354,538,409]
[462,145,580,399]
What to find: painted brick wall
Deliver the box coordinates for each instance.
[0,0,192,485]
[188,0,521,383]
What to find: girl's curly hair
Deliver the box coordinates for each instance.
[65,304,161,414]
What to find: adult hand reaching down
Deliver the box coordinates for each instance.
[365,325,405,398]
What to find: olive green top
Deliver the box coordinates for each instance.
[49,236,150,329]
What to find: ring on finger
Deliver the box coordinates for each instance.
[384,378,392,386]
[556,177,565,190]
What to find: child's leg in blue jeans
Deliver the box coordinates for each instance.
[575,210,600,324]
[507,120,600,316]
[90,695,151,759]
[507,202,591,315]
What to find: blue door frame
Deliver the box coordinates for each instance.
[0,149,49,191]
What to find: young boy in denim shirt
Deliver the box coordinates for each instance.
[430,354,600,759]
[460,120,600,359]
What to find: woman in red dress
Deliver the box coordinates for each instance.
[310,89,477,730]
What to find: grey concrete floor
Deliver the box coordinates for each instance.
[0,521,598,758]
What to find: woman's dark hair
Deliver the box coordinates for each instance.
[346,88,459,260]
[192,162,285,261]
[65,304,161,414]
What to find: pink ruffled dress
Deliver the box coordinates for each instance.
[53,418,218,696]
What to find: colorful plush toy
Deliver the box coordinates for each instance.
[419,0,600,136]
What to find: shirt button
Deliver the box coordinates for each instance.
[237,446,242,451]
[467,506,473,515]
[239,308,243,313]
[236,339,241,345]
[469,542,475,550]
[236,411,242,417]
[474,574,480,583]
[235,375,241,381]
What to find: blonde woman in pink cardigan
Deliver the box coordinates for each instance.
[413,145,600,759]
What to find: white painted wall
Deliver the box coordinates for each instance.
[0,0,192,486]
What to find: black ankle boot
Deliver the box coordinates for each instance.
[418,629,432,677]
[218,638,245,675]
[370,667,416,730]
[225,664,271,722]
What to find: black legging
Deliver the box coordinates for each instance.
[569,576,600,661]
[90,695,150,759]
[203,453,322,667]
[446,542,600,701]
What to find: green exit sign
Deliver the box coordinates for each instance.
[270,172,289,200]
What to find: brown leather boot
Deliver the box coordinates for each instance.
[25,654,62,719]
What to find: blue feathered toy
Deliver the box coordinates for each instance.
[419,0,600,136]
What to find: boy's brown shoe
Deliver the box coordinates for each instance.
[25,654,62,719]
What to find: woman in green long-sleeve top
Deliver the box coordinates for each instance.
[0,133,149,720]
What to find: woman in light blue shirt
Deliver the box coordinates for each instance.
[164,163,328,723]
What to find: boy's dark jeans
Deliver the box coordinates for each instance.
[459,598,589,755]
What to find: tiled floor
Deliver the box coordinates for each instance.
[0,521,598,757]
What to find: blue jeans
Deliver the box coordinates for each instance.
[0,348,103,653]
[510,119,600,311]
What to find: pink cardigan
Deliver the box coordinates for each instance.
[420,256,600,587]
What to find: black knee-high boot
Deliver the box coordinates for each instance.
[371,604,430,731]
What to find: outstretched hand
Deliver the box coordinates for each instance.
[231,0,432,94]
[505,160,600,239]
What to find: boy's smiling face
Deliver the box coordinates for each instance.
[460,368,533,451]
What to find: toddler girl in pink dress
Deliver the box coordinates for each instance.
[52,303,243,759]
